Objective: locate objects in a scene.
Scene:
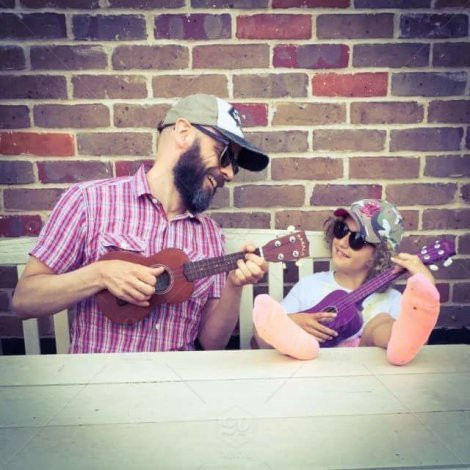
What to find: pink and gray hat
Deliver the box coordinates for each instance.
[334,199,404,250]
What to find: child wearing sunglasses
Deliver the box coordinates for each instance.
[253,199,440,366]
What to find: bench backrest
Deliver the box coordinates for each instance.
[0,229,329,353]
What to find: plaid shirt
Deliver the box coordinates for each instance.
[31,166,226,353]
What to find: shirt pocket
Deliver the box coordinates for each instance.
[98,232,146,257]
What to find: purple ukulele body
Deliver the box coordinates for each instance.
[303,239,455,348]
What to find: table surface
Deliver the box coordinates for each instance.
[0,345,469,470]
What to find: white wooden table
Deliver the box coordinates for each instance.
[0,345,469,470]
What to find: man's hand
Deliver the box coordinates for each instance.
[227,243,268,287]
[98,260,164,306]
[391,252,435,285]
[289,312,338,343]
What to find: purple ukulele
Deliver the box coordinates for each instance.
[304,240,456,347]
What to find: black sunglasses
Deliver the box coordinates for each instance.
[192,124,239,175]
[333,219,371,251]
[157,121,239,174]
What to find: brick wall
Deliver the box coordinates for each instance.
[0,0,469,348]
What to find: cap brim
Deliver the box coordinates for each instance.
[215,127,269,172]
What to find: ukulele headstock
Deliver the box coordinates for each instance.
[419,239,456,271]
[261,230,310,263]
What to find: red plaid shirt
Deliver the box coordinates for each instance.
[31,166,226,353]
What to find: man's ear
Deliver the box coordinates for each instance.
[173,118,194,149]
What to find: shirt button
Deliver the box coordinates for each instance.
[155,323,160,331]
[122,242,129,249]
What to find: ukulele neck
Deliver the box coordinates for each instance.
[183,248,261,282]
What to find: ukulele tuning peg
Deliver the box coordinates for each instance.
[429,264,439,271]
[443,258,453,267]
[295,259,303,267]
[287,225,296,233]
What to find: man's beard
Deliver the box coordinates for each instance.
[173,141,221,214]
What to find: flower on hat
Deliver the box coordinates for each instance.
[359,200,381,217]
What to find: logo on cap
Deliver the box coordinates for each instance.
[229,107,242,128]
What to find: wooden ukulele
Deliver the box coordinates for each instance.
[305,239,456,348]
[97,231,310,324]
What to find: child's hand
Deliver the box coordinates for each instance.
[391,252,435,285]
[289,312,338,343]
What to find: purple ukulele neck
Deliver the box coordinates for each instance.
[348,239,455,305]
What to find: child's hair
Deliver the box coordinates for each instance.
[323,217,395,292]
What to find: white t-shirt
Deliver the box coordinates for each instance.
[281,271,402,341]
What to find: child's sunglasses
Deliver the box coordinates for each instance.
[333,219,372,251]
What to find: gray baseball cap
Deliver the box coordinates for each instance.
[161,94,269,172]
[334,199,404,250]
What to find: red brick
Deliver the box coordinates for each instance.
[77,132,152,156]
[0,75,66,99]
[0,132,74,157]
[0,105,30,129]
[209,212,271,229]
[73,14,146,41]
[423,209,470,230]
[425,155,470,178]
[22,0,99,7]
[273,0,349,6]
[313,130,385,152]
[0,0,14,6]
[273,103,346,126]
[436,283,450,303]
[433,259,470,281]
[208,187,229,209]
[193,45,269,69]
[111,0,184,6]
[4,188,64,211]
[0,13,66,39]
[400,14,467,39]
[233,74,307,98]
[428,100,470,123]
[399,210,419,231]
[0,292,9,312]
[392,72,467,96]
[237,14,311,39]
[0,46,25,70]
[461,183,470,203]
[34,104,109,128]
[453,283,470,303]
[432,42,470,67]
[275,210,332,231]
[356,0,430,6]
[115,159,153,177]
[0,215,42,237]
[353,43,429,68]
[313,72,387,97]
[390,127,463,151]
[31,45,107,70]
[350,157,419,179]
[73,75,147,99]
[37,161,112,184]
[112,45,188,70]
[386,183,457,205]
[317,14,393,39]
[311,184,382,206]
[437,306,469,329]
[231,167,268,183]
[273,45,349,69]
[155,14,230,40]
[232,103,268,127]
[435,0,468,5]
[351,102,423,124]
[153,75,228,98]
[114,104,170,128]
[0,161,34,184]
[234,185,305,208]
[272,157,343,180]
[459,234,470,254]
[246,131,308,153]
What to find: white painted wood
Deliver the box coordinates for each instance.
[0,230,329,353]
[0,346,468,469]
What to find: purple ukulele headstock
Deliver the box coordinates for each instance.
[418,239,456,272]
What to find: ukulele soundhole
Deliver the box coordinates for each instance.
[324,306,338,314]
[155,269,172,295]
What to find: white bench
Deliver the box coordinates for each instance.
[0,229,329,354]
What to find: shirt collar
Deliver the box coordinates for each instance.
[133,165,201,222]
